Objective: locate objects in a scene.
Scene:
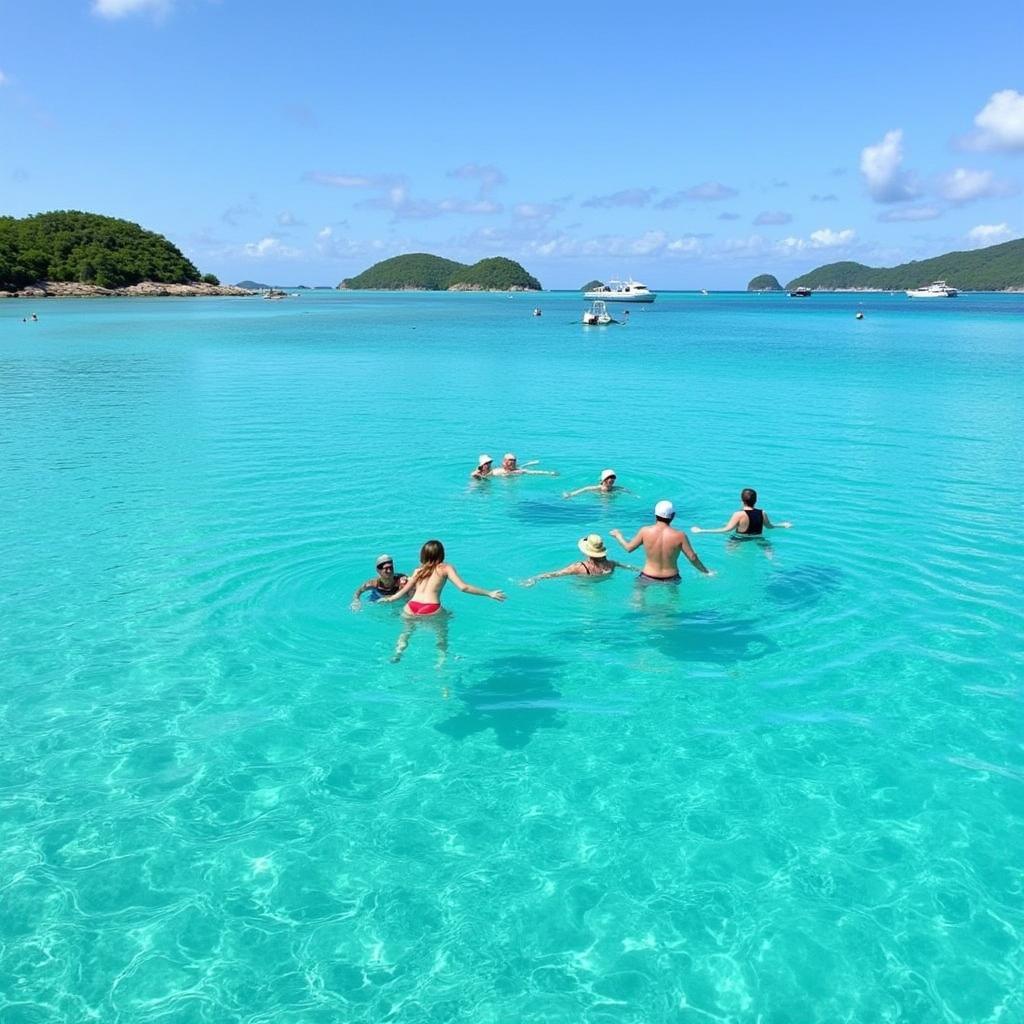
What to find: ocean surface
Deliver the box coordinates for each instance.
[2,289,1022,1023]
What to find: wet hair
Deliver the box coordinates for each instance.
[655,513,675,524]
[741,488,757,506]
[411,539,445,586]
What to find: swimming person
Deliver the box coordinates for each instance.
[690,488,792,536]
[380,540,505,662]
[610,500,713,581]
[522,533,638,585]
[563,468,631,499]
[492,452,558,477]
[351,554,408,610]
[470,454,494,479]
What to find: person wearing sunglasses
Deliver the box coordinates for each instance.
[351,554,408,610]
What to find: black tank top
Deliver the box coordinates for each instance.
[739,509,763,535]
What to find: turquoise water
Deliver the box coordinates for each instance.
[2,290,1022,1022]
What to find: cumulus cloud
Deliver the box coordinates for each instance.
[754,210,792,226]
[776,228,856,253]
[243,236,301,259]
[938,167,1018,204]
[962,90,1024,152]
[878,205,942,222]
[656,182,738,208]
[966,223,1013,247]
[582,188,656,209]
[92,0,172,17]
[860,130,920,202]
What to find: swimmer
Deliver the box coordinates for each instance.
[381,540,505,662]
[690,488,792,536]
[610,500,712,582]
[563,468,632,499]
[492,452,558,477]
[470,454,494,479]
[522,533,638,585]
[351,554,408,610]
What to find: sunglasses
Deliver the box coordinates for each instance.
[377,563,394,571]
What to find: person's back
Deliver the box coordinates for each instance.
[409,563,448,604]
[611,501,711,581]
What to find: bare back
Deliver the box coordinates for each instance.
[408,564,451,604]
[640,523,692,576]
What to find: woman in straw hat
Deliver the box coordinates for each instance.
[522,534,638,586]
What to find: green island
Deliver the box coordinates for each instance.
[0,211,236,295]
[786,237,1024,291]
[747,274,783,292]
[581,280,604,291]
[339,253,541,291]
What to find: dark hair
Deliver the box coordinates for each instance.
[741,488,757,506]
[411,539,445,586]
[655,514,674,524]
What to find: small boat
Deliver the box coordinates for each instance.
[582,300,614,325]
[701,289,709,295]
[532,308,542,317]
[906,280,958,298]
[584,277,656,303]
[262,288,288,300]
[789,287,812,298]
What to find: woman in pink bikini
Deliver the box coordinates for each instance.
[381,540,505,661]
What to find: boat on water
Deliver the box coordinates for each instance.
[906,280,958,298]
[789,287,812,298]
[584,277,656,303]
[582,300,615,325]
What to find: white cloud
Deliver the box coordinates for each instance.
[938,167,1017,203]
[582,188,656,209]
[754,210,792,226]
[447,163,506,194]
[666,236,703,255]
[809,228,855,247]
[860,129,920,203]
[92,0,172,18]
[243,237,301,259]
[966,223,1013,247]
[513,203,560,221]
[277,211,303,227]
[963,90,1024,152]
[656,182,738,209]
[0,70,8,86]
[878,205,942,223]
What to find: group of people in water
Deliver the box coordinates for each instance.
[352,458,792,659]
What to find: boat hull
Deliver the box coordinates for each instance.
[583,291,656,303]
[906,290,957,298]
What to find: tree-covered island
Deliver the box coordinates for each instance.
[785,237,1024,291]
[0,211,247,296]
[339,253,541,291]
[747,274,783,291]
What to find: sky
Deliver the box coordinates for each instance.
[2,0,1022,289]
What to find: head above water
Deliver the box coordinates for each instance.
[419,539,445,565]
[741,488,757,507]
[578,533,608,559]
[502,452,517,468]
[600,469,616,486]
[376,553,394,574]
[478,453,492,470]
[654,499,675,524]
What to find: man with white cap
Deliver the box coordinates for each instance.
[563,468,631,499]
[610,501,712,582]
[492,452,558,477]
[350,554,409,609]
[470,454,494,479]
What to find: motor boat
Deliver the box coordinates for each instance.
[906,280,958,298]
[582,300,614,325]
[789,287,812,297]
[584,277,656,303]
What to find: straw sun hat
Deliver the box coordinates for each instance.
[578,534,608,559]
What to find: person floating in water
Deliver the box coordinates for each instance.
[351,554,408,610]
[470,454,493,479]
[523,533,638,585]
[690,488,792,536]
[610,500,713,582]
[381,540,505,662]
[492,452,558,477]
[563,468,631,499]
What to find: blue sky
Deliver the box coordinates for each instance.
[2,0,1022,288]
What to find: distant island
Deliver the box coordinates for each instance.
[0,211,248,297]
[339,253,541,291]
[747,274,783,292]
[785,237,1024,292]
[581,280,604,291]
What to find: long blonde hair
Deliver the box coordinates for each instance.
[411,539,445,587]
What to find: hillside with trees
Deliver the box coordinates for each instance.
[747,274,783,291]
[0,211,209,291]
[339,253,541,291]
[786,237,1024,291]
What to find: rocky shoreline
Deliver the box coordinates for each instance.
[0,280,255,299]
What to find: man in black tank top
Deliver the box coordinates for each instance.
[690,488,793,537]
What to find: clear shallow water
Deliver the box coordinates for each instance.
[1,290,1022,1023]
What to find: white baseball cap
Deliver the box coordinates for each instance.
[600,469,616,481]
[654,500,675,520]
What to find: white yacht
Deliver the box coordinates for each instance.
[584,277,657,303]
[906,280,958,298]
